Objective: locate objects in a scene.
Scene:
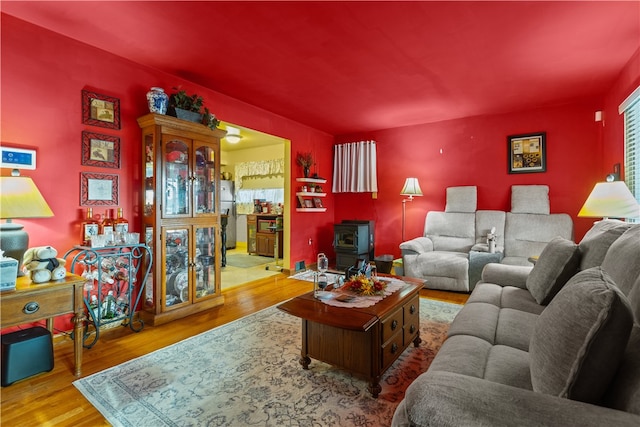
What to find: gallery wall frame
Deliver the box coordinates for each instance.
[80,172,119,206]
[507,132,546,174]
[82,90,121,129]
[81,131,120,169]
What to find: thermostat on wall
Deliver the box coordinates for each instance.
[1,146,36,170]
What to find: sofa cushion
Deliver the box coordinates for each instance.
[445,186,477,213]
[579,219,633,270]
[511,185,550,214]
[504,212,574,263]
[601,225,640,299]
[526,237,581,305]
[468,283,545,315]
[424,212,476,252]
[530,267,634,403]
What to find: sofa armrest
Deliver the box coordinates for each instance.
[399,237,434,255]
[480,263,532,289]
[392,371,640,427]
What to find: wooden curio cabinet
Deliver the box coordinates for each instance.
[137,113,226,325]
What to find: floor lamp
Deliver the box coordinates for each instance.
[401,177,423,241]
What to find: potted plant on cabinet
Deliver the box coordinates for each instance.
[296,152,314,178]
[169,88,220,130]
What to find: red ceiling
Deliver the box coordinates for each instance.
[2,1,639,135]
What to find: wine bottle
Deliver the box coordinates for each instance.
[81,208,99,246]
[101,209,114,236]
[114,207,129,234]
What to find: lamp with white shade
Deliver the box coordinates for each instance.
[0,173,54,276]
[578,176,640,220]
[401,177,423,241]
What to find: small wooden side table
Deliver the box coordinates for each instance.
[0,273,86,377]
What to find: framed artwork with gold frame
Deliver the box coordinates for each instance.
[508,132,546,174]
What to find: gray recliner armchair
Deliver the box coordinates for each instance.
[400,185,573,292]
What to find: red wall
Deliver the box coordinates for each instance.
[1,14,334,271]
[1,15,335,331]
[602,49,640,179]
[2,13,638,299]
[333,99,622,258]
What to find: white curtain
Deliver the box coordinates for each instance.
[332,140,378,193]
[234,159,284,189]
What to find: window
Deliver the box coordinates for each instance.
[621,87,640,214]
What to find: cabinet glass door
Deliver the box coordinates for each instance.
[163,138,190,216]
[144,134,155,217]
[194,225,217,299]
[194,143,216,215]
[164,227,190,307]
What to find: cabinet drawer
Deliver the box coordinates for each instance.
[403,295,420,344]
[1,287,76,326]
[381,307,403,343]
[381,331,404,371]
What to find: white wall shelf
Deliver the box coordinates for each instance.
[296,177,327,184]
[295,192,326,197]
[296,207,327,212]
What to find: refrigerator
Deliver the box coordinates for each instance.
[220,180,236,249]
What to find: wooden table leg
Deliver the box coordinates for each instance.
[72,311,86,377]
[367,380,382,398]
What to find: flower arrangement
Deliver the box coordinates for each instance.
[345,274,387,296]
[296,152,314,168]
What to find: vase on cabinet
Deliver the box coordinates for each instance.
[146,87,169,114]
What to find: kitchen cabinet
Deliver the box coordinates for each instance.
[137,113,226,326]
[247,214,257,255]
[247,214,283,258]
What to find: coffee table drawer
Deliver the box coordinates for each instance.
[381,307,403,343]
[382,331,404,370]
[403,295,420,344]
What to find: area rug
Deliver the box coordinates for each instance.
[74,298,462,427]
[225,253,273,268]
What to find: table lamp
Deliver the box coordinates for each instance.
[578,176,639,220]
[0,173,54,276]
[401,177,423,241]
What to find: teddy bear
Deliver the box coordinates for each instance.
[22,246,67,284]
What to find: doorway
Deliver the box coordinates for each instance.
[219,121,290,290]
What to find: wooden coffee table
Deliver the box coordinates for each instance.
[277,276,423,397]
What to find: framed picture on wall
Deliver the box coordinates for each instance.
[507,132,546,174]
[82,90,121,129]
[81,131,120,168]
[80,172,119,206]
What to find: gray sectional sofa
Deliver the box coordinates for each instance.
[392,220,640,426]
[400,185,573,292]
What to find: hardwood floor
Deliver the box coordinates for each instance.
[0,274,468,426]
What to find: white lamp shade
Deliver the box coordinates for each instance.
[0,176,54,219]
[401,178,423,197]
[578,181,639,219]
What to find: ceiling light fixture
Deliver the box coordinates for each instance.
[225,126,243,144]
